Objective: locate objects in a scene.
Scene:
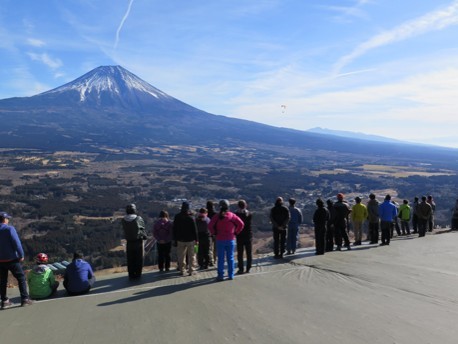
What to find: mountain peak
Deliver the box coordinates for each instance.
[42,65,171,104]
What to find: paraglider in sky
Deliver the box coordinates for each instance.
[281,104,287,114]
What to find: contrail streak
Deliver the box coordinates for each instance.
[114,0,134,49]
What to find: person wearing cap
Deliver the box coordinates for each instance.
[64,251,95,296]
[378,195,398,245]
[351,196,368,246]
[0,212,33,308]
[209,200,244,281]
[313,199,329,255]
[367,194,380,244]
[333,193,352,251]
[270,197,290,259]
[121,204,147,280]
[173,202,198,276]
[27,253,59,299]
[286,198,303,255]
[235,200,253,274]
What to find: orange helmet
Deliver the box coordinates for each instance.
[35,253,49,264]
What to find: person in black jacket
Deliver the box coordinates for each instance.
[325,199,335,252]
[333,193,351,251]
[121,204,147,280]
[313,199,329,255]
[270,197,290,259]
[173,202,198,276]
[235,200,253,274]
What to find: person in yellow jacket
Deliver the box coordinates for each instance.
[398,200,411,235]
[351,197,368,246]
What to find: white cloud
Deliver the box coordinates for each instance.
[26,38,46,47]
[27,52,63,69]
[334,1,458,72]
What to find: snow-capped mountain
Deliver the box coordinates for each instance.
[0,65,456,164]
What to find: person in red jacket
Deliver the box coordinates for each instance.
[209,200,244,281]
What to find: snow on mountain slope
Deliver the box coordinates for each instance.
[42,66,171,102]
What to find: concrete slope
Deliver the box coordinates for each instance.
[2,231,458,344]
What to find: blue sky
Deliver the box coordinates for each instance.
[2,1,458,148]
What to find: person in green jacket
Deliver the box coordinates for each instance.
[398,200,411,235]
[27,253,59,299]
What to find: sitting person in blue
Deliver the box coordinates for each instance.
[63,251,95,296]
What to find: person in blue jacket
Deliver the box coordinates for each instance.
[64,251,95,296]
[379,195,398,246]
[0,212,33,309]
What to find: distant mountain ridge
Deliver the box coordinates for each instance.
[0,65,457,167]
[307,127,405,145]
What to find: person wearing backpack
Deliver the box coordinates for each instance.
[153,210,173,272]
[121,204,147,280]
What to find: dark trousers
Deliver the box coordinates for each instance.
[391,219,401,238]
[0,260,29,301]
[273,228,286,257]
[237,237,252,272]
[418,219,427,237]
[197,233,211,269]
[452,218,458,230]
[401,220,410,235]
[63,280,91,296]
[369,222,379,243]
[428,215,434,232]
[126,240,144,279]
[381,221,391,244]
[157,242,172,271]
[314,224,326,255]
[325,224,335,251]
[412,214,418,233]
[335,223,350,247]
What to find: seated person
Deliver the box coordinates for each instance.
[27,253,59,299]
[63,251,96,296]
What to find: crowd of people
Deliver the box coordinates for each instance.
[0,192,450,310]
[312,193,439,254]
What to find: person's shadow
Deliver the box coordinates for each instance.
[97,277,216,307]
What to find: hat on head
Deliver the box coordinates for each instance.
[35,253,49,264]
[219,199,230,210]
[337,193,344,200]
[0,212,11,220]
[181,201,190,211]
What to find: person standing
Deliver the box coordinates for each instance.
[286,198,303,255]
[398,200,411,235]
[367,194,380,244]
[121,204,147,280]
[270,197,290,259]
[351,197,368,246]
[195,208,211,270]
[333,193,352,251]
[451,199,458,230]
[0,212,32,309]
[64,251,95,296]
[416,196,432,237]
[379,195,398,246]
[209,200,244,281]
[235,200,253,274]
[427,195,436,232]
[173,202,198,276]
[206,200,217,267]
[152,210,173,272]
[313,199,329,255]
[27,253,59,300]
[325,200,336,251]
[411,197,419,234]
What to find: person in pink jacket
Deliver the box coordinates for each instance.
[209,200,244,281]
